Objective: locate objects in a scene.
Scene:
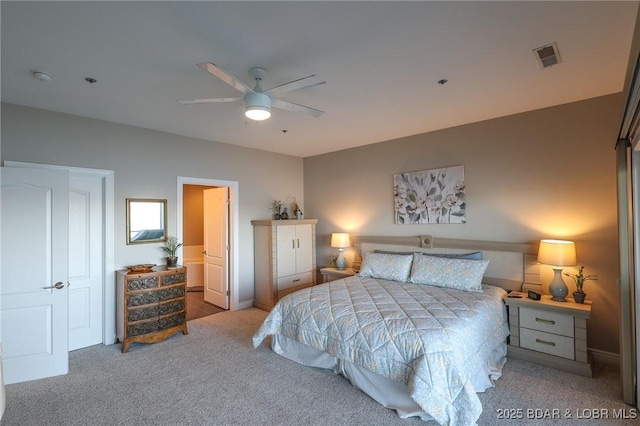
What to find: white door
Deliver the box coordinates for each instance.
[277,224,313,276]
[1,167,69,384]
[68,175,104,350]
[203,188,229,309]
[276,225,297,277]
[294,224,313,273]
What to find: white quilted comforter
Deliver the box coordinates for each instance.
[252,276,508,425]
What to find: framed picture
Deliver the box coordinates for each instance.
[393,165,465,224]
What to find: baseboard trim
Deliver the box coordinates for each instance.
[590,348,620,366]
[235,300,254,310]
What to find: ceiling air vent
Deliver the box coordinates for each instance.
[533,42,562,68]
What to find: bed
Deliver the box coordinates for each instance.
[252,235,540,426]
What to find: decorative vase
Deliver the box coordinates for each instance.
[296,210,302,220]
[274,213,281,220]
[573,291,586,304]
[167,256,178,268]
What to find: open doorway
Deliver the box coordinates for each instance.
[177,176,239,314]
[182,184,225,320]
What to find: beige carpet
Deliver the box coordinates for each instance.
[1,308,635,426]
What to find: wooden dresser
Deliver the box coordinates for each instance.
[116,266,188,352]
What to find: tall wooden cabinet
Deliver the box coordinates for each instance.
[252,219,318,310]
[116,266,188,352]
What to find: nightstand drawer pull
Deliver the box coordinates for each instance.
[520,327,575,359]
[520,307,574,336]
[292,278,301,283]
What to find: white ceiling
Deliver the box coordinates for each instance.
[1,1,638,158]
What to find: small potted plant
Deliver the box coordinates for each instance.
[270,200,283,220]
[161,236,183,268]
[564,265,598,303]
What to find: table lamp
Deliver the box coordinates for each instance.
[331,233,351,271]
[537,239,577,302]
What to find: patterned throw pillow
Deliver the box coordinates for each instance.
[358,252,413,282]
[409,253,489,292]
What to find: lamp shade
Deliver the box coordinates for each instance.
[331,233,350,248]
[537,239,577,267]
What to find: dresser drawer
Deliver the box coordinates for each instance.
[520,328,574,359]
[127,276,158,291]
[158,312,186,331]
[161,272,186,286]
[277,271,313,291]
[127,319,159,337]
[520,307,574,337]
[128,304,160,322]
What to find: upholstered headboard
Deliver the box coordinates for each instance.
[352,235,541,292]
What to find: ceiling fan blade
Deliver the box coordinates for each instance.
[197,62,253,94]
[179,97,243,105]
[272,99,324,117]
[265,74,326,98]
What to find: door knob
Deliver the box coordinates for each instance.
[42,281,65,290]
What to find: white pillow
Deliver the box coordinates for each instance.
[409,253,489,292]
[358,252,413,282]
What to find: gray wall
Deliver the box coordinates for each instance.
[1,94,625,354]
[1,103,305,304]
[304,94,623,354]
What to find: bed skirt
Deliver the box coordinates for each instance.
[272,334,507,422]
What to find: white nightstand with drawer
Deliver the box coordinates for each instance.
[505,294,592,377]
[320,267,355,283]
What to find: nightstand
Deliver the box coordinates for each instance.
[320,267,355,283]
[504,294,592,377]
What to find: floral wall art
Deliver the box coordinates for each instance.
[393,165,466,224]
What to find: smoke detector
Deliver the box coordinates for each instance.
[533,42,562,68]
[32,70,53,82]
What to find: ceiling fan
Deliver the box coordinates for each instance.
[179,62,326,121]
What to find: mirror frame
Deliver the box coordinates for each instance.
[126,198,168,245]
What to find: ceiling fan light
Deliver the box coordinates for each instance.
[245,106,271,121]
[245,92,271,121]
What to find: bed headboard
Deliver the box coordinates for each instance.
[352,235,541,292]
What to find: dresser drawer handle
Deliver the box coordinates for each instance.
[535,317,555,325]
[535,338,556,347]
[292,278,301,283]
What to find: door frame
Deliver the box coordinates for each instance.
[5,161,116,344]
[177,176,240,310]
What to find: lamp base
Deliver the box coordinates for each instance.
[549,268,568,302]
[336,249,346,271]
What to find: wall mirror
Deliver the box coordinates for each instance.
[126,198,167,245]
